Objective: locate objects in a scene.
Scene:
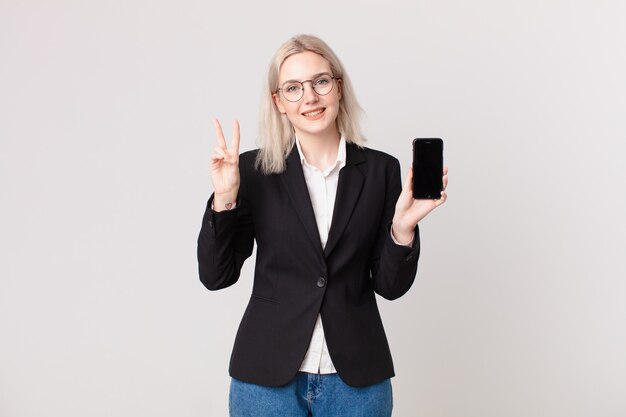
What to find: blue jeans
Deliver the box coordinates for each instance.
[229,372,393,417]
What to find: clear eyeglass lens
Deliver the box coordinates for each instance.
[312,76,333,95]
[283,83,303,101]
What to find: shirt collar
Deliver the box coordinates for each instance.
[295,135,347,169]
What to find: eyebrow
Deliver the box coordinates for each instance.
[281,72,332,84]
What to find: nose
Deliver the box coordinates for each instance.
[301,80,318,103]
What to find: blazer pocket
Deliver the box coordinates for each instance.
[250,294,278,305]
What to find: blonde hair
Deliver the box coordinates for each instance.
[256,34,365,174]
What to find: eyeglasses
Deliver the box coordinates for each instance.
[277,74,339,102]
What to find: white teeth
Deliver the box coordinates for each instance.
[303,109,324,117]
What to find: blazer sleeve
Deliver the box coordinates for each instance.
[197,154,254,291]
[370,157,420,300]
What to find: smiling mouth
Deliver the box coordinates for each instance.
[302,108,325,118]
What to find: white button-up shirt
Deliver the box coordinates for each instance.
[296,136,345,374]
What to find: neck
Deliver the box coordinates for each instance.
[296,128,341,171]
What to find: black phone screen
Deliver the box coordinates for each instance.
[412,138,443,199]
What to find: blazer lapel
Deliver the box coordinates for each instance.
[324,144,367,258]
[280,145,324,254]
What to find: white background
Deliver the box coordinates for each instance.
[1,1,625,416]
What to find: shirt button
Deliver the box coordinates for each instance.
[317,277,326,288]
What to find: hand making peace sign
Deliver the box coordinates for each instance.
[210,119,240,212]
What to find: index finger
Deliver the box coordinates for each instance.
[213,118,227,149]
[402,167,413,194]
[231,120,240,154]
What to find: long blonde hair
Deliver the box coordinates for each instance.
[256,34,365,174]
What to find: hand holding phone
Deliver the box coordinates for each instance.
[391,140,447,242]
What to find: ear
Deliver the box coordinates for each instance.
[273,93,286,114]
[337,78,343,100]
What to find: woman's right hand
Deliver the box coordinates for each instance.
[210,119,240,212]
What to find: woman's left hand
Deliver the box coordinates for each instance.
[391,167,448,244]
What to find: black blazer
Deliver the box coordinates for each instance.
[198,142,420,388]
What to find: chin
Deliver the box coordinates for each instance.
[296,124,335,138]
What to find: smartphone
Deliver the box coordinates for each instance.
[412,138,444,199]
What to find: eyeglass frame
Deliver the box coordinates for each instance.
[275,73,341,102]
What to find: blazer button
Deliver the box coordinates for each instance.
[317,277,326,288]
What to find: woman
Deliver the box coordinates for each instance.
[198,34,447,417]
